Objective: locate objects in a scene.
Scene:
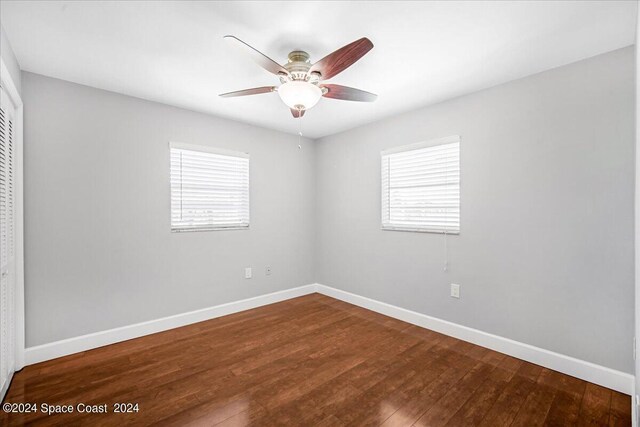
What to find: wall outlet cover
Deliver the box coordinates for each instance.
[451,283,460,298]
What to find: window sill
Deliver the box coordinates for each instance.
[171,225,250,233]
[381,226,459,235]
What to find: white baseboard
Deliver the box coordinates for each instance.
[24,284,317,366]
[24,282,634,396]
[315,284,634,395]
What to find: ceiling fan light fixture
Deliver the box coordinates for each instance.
[277,81,322,111]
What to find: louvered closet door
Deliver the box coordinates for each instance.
[0,85,16,398]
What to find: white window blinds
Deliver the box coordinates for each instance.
[170,143,249,232]
[381,136,460,234]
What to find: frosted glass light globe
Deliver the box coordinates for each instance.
[278,81,322,111]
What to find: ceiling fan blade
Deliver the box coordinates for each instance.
[321,84,377,102]
[224,35,289,76]
[290,108,305,118]
[219,86,276,98]
[309,37,373,80]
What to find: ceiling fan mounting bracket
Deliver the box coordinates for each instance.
[287,50,310,63]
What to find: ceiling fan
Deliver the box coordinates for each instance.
[219,36,377,118]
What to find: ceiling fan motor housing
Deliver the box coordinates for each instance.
[283,51,319,83]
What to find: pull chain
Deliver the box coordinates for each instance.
[298,108,303,149]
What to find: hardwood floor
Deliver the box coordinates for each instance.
[1,293,631,426]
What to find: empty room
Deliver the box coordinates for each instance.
[0,0,638,425]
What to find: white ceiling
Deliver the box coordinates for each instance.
[1,1,637,139]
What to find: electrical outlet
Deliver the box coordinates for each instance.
[265,266,272,276]
[245,267,252,279]
[450,283,460,299]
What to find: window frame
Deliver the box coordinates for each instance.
[381,135,461,234]
[169,141,250,233]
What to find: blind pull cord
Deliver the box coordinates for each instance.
[444,230,449,272]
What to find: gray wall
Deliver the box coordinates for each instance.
[22,72,315,347]
[1,24,21,96]
[22,46,635,374]
[635,4,639,413]
[315,47,635,373]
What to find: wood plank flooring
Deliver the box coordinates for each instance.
[1,293,631,426]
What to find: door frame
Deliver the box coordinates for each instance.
[1,57,24,373]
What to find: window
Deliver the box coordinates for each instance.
[381,136,460,234]
[170,142,249,232]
